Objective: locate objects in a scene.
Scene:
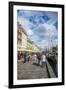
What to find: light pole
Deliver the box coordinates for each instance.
[48,29,53,53]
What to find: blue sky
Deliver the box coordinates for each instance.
[17,10,58,49]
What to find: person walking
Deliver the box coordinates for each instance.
[37,53,41,66]
[23,52,27,63]
[41,53,46,68]
[27,53,31,62]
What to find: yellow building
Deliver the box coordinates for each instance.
[26,39,40,53]
[21,28,27,50]
[32,43,40,52]
[26,39,33,50]
[17,22,27,51]
[17,22,40,53]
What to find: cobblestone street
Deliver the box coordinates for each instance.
[17,60,49,80]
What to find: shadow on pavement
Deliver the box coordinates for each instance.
[32,63,39,66]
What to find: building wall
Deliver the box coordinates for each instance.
[17,28,40,52]
[32,44,40,52]
[17,28,27,51]
[26,41,33,50]
[21,31,27,49]
[17,29,22,50]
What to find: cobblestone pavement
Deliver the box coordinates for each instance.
[17,60,49,80]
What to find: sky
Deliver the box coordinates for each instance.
[17,10,58,49]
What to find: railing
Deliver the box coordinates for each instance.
[46,60,56,78]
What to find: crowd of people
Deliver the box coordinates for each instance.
[23,52,47,68]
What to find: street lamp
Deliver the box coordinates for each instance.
[48,29,53,53]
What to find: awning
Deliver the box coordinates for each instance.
[17,48,40,53]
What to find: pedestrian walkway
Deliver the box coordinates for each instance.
[17,60,49,80]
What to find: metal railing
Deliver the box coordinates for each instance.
[46,60,56,78]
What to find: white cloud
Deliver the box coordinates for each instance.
[32,23,58,49]
[18,17,34,36]
[27,29,33,36]
[17,12,58,49]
